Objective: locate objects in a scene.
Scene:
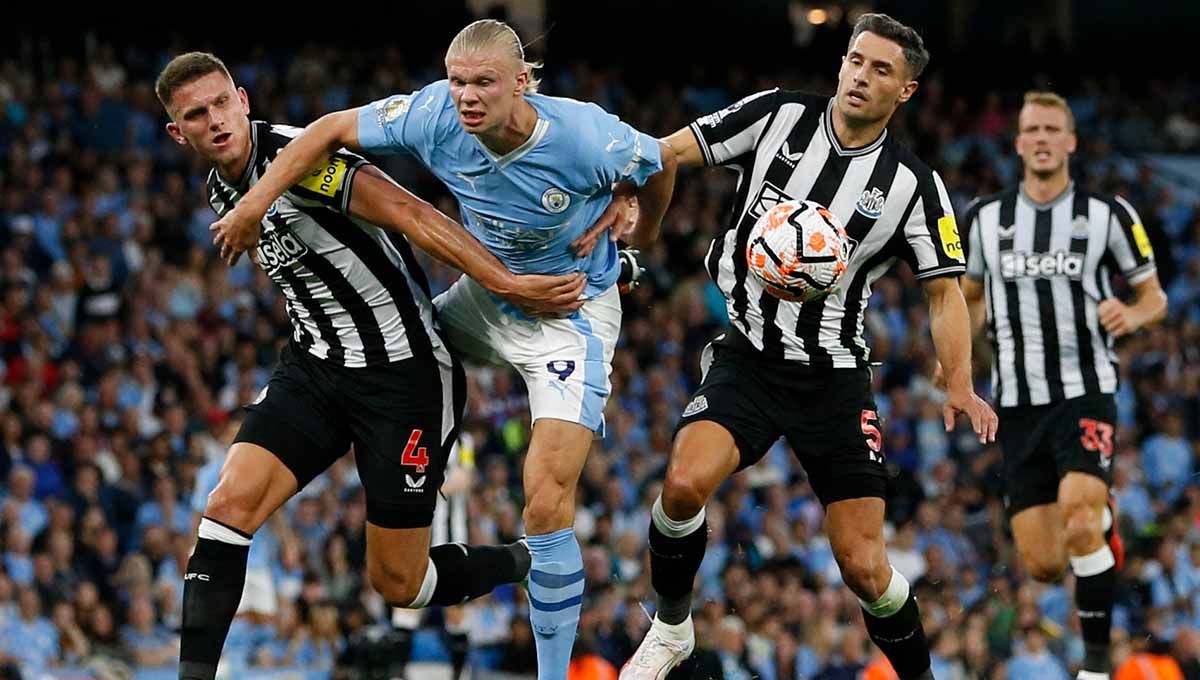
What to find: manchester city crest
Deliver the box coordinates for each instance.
[542,187,571,213]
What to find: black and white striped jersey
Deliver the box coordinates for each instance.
[964,184,1157,408]
[207,121,447,368]
[431,434,474,547]
[690,89,965,368]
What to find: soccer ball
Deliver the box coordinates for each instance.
[746,200,850,302]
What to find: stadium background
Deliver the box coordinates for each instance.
[2,1,1199,678]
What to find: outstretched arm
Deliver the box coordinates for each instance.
[211,110,361,264]
[348,166,584,315]
[626,140,679,249]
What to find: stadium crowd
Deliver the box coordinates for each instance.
[1,28,1199,680]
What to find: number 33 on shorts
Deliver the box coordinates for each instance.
[1078,418,1114,469]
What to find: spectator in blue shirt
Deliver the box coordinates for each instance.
[119,594,178,668]
[3,465,48,536]
[0,587,59,675]
[1142,413,1194,505]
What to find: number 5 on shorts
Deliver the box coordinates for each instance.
[861,410,883,462]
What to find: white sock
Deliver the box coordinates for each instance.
[198,517,252,546]
[859,567,910,618]
[1070,545,1115,577]
[406,558,438,609]
[651,496,705,538]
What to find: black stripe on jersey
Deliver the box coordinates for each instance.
[787,151,853,363]
[265,212,347,363]
[296,243,389,364]
[998,191,1031,406]
[840,206,913,363]
[295,207,435,360]
[1032,208,1065,402]
[735,103,823,350]
[387,233,434,301]
[1071,191,1101,395]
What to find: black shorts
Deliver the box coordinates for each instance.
[234,342,465,529]
[674,330,888,506]
[999,393,1116,516]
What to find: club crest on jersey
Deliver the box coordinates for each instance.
[255,221,310,273]
[542,187,571,213]
[856,187,886,219]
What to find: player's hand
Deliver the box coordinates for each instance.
[571,193,639,258]
[616,248,646,294]
[1098,298,1138,338]
[505,272,586,316]
[210,204,265,266]
[943,386,998,444]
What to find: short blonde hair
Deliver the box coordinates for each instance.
[446,19,542,95]
[1022,91,1075,131]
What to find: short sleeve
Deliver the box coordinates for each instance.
[903,169,966,280]
[584,106,663,189]
[286,149,368,215]
[355,82,447,160]
[688,89,780,168]
[1106,195,1157,285]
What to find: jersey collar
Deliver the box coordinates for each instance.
[476,117,550,168]
[1019,181,1075,210]
[823,99,888,158]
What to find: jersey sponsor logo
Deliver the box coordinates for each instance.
[999,250,1085,280]
[774,140,803,168]
[541,187,571,214]
[747,180,791,220]
[682,395,708,417]
[856,187,886,219]
[255,224,310,273]
[1131,222,1154,258]
[937,215,964,262]
[298,157,348,198]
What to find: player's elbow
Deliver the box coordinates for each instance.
[309,109,358,150]
[657,140,680,175]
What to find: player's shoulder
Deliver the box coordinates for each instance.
[775,89,830,110]
[966,187,1018,214]
[529,92,616,128]
[881,133,937,180]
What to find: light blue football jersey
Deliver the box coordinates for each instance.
[356,80,662,304]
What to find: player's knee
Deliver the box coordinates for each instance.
[1022,551,1067,583]
[1063,503,1105,554]
[204,480,265,533]
[369,558,425,607]
[523,486,573,533]
[661,472,712,519]
[834,549,890,601]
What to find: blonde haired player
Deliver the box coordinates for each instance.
[210,19,678,680]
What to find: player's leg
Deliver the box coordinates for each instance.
[622,338,777,680]
[796,366,930,680]
[389,608,421,679]
[180,349,349,680]
[1010,504,1067,582]
[352,349,529,610]
[444,604,470,680]
[1055,396,1120,680]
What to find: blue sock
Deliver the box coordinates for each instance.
[526,528,585,680]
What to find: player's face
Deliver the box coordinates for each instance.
[446,51,527,135]
[836,32,918,126]
[164,72,251,167]
[1015,104,1076,177]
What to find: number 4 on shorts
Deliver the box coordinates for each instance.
[401,429,429,473]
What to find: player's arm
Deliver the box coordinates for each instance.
[662,126,707,169]
[1098,196,1167,337]
[626,140,678,249]
[348,166,585,314]
[924,276,997,443]
[961,199,988,342]
[211,109,362,264]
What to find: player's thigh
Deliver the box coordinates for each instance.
[998,404,1061,519]
[672,340,782,480]
[1050,394,1117,490]
[784,367,888,507]
[216,349,353,531]
[365,522,433,593]
[824,496,891,595]
[433,274,508,366]
[664,421,742,513]
[344,351,457,531]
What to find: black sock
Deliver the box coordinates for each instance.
[1076,559,1117,673]
[448,630,469,679]
[648,518,708,625]
[390,625,413,675]
[178,529,251,680]
[429,541,529,606]
[862,593,931,680]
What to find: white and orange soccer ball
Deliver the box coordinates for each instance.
[746,200,850,302]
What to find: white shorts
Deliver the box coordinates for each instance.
[235,566,277,616]
[434,276,620,434]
